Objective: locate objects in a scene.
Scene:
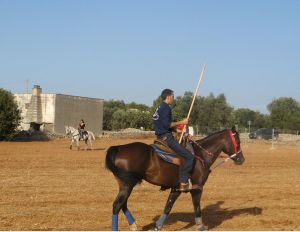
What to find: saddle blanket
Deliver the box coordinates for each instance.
[150,144,181,166]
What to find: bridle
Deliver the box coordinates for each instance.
[228,129,243,157]
[210,129,243,171]
[190,129,243,171]
[66,126,80,138]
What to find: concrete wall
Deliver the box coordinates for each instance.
[15,92,103,135]
[40,94,56,124]
[54,94,103,135]
[14,93,56,131]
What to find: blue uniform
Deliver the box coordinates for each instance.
[152,101,194,183]
[153,102,173,135]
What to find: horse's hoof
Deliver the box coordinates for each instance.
[69,146,72,150]
[154,225,162,231]
[129,222,138,231]
[196,224,207,231]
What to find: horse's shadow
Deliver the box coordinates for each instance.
[92,148,105,151]
[76,148,105,151]
[142,201,262,230]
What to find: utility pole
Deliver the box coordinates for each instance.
[248,121,251,134]
[26,79,29,94]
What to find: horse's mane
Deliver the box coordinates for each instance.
[195,128,240,147]
[196,129,228,144]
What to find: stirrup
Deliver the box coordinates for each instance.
[176,182,202,192]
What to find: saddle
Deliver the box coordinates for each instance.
[153,139,175,153]
[82,131,88,136]
[151,138,184,166]
[79,130,88,140]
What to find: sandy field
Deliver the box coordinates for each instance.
[0,138,299,230]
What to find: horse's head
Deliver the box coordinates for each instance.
[222,126,245,165]
[65,126,70,135]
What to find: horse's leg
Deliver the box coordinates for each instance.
[85,139,88,150]
[155,189,181,230]
[70,138,73,150]
[122,201,138,231]
[89,137,93,150]
[112,183,134,231]
[76,137,80,151]
[190,189,206,231]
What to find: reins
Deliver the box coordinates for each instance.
[190,139,214,157]
[209,150,242,172]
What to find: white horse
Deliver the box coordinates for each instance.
[65,125,95,150]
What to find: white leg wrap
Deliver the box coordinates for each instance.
[195,217,203,225]
[195,217,206,231]
[130,222,138,231]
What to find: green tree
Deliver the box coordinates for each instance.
[128,110,152,130]
[0,89,21,140]
[103,100,126,130]
[193,93,233,133]
[111,109,129,130]
[127,102,149,111]
[267,97,300,130]
[173,91,194,122]
[110,109,153,130]
[233,108,267,131]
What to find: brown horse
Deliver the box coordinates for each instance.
[105,127,245,231]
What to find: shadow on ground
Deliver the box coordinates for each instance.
[142,201,262,230]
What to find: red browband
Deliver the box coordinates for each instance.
[228,129,238,153]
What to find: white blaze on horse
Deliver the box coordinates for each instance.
[65,126,95,150]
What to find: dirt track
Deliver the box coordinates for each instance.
[0,138,299,230]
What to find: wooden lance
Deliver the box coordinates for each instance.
[179,64,206,144]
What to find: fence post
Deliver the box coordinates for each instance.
[270,128,276,150]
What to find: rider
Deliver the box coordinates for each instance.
[153,89,194,192]
[78,119,86,140]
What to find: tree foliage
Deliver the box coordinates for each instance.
[232,108,269,131]
[0,89,21,140]
[103,93,300,132]
[103,100,126,130]
[267,97,300,130]
[103,100,152,130]
[192,93,233,133]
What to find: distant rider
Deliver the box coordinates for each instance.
[78,119,86,140]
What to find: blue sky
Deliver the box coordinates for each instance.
[1,0,299,113]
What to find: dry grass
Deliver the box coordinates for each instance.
[0,138,299,230]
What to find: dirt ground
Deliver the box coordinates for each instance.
[0,138,299,231]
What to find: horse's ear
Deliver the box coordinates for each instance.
[231,126,236,133]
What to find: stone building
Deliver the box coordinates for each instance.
[14,85,103,135]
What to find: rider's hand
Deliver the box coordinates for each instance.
[181,118,189,125]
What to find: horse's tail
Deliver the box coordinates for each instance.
[105,146,143,186]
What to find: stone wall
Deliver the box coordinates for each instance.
[14,93,56,131]
[14,93,31,130]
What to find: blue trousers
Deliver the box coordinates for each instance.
[161,133,194,183]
